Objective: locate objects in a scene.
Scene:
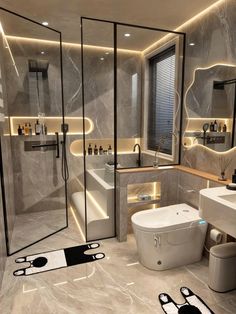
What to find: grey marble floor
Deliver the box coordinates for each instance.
[0,213,236,314]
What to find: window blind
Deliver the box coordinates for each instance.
[148,46,176,155]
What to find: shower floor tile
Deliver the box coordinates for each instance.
[1,213,236,314]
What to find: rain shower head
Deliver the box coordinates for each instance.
[28,59,49,77]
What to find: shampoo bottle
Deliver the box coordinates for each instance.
[108,145,112,155]
[24,123,29,136]
[99,145,103,155]
[214,120,218,132]
[17,125,22,135]
[28,123,32,136]
[88,144,92,155]
[232,170,236,183]
[94,144,98,155]
[35,119,41,135]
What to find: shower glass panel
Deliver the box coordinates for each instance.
[0,9,67,255]
[116,26,185,168]
[81,18,115,241]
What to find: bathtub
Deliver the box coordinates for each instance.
[131,203,208,270]
[72,168,114,240]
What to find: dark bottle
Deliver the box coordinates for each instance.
[35,119,41,135]
[99,145,103,155]
[17,125,22,135]
[232,170,236,183]
[210,122,214,132]
[94,144,98,155]
[213,120,218,132]
[223,124,227,132]
[88,143,92,155]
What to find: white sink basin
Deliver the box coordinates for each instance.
[199,187,236,238]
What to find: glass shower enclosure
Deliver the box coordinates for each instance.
[80,17,185,242]
[0,8,67,255]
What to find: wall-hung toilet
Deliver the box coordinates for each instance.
[131,203,208,270]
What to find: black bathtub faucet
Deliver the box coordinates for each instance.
[133,144,141,167]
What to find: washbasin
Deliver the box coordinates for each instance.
[218,193,236,204]
[199,187,236,238]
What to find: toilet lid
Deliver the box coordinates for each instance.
[131,203,202,232]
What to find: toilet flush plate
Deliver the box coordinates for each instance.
[199,186,236,238]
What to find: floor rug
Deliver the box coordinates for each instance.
[159,287,214,314]
[13,243,105,276]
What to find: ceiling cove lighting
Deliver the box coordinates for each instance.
[42,21,49,26]
[6,35,141,54]
[143,0,225,54]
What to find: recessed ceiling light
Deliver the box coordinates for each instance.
[189,42,195,46]
[41,51,45,55]
[42,21,49,26]
[100,57,105,61]
[105,52,109,55]
[124,33,131,37]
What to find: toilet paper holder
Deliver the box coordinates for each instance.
[210,228,223,244]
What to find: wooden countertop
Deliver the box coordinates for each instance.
[117,165,231,185]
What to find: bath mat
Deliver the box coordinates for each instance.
[13,243,105,276]
[159,287,214,314]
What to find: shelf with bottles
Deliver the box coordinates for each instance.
[186,117,232,134]
[70,138,141,156]
[7,116,94,136]
[127,181,161,208]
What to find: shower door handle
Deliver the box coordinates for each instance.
[31,132,60,158]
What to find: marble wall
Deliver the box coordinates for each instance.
[180,0,236,177]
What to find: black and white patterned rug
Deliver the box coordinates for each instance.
[159,287,214,314]
[13,243,105,276]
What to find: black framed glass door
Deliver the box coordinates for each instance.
[0,8,67,255]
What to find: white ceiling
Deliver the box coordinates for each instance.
[0,0,221,49]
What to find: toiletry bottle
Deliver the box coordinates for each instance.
[28,123,32,136]
[103,149,107,155]
[210,122,214,132]
[24,123,29,136]
[218,123,222,132]
[108,145,112,155]
[94,144,98,155]
[88,143,92,155]
[35,119,41,135]
[223,124,227,132]
[21,126,25,135]
[17,125,22,135]
[232,170,236,183]
[42,123,47,135]
[214,120,218,132]
[99,145,103,155]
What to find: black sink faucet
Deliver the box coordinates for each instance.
[133,143,141,167]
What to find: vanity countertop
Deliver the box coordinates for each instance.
[117,165,231,185]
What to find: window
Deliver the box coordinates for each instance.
[148,46,176,155]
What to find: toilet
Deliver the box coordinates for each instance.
[131,203,208,270]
